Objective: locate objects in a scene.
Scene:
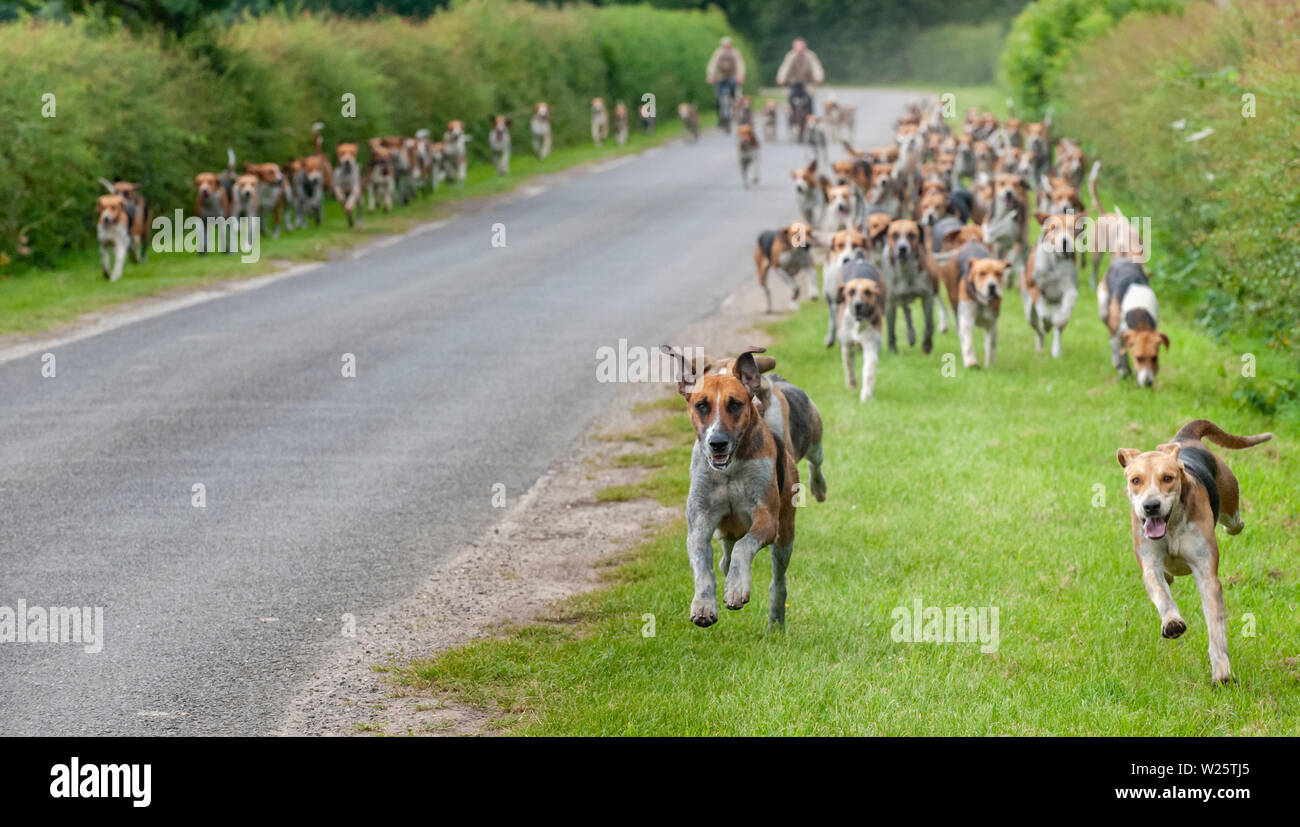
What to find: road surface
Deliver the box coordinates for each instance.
[0,88,910,735]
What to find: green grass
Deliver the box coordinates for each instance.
[0,117,709,337]
[398,276,1299,735]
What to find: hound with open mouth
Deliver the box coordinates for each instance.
[1116,420,1273,684]
[661,345,827,510]
[836,256,887,402]
[822,183,863,233]
[530,103,552,160]
[675,349,802,629]
[488,115,512,176]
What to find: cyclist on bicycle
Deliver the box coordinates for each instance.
[775,37,824,138]
[705,36,746,131]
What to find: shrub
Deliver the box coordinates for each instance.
[0,1,752,267]
[1058,0,1300,382]
[999,0,1185,115]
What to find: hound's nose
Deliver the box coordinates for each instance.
[1143,500,1162,516]
[708,437,729,453]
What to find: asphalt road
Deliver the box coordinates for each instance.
[0,88,910,735]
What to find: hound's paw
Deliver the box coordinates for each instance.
[1161,618,1187,639]
[690,599,718,628]
[723,586,750,611]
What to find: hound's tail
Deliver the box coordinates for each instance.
[226,148,236,173]
[1174,419,1273,450]
[1087,160,1102,218]
[312,122,324,154]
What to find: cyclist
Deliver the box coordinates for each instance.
[705,36,746,132]
[775,37,825,140]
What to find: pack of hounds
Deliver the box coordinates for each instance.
[666,95,1272,687]
[93,95,671,282]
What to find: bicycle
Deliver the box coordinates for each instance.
[715,77,737,133]
[788,82,813,143]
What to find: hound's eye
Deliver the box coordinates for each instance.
[1162,475,1175,483]
[726,399,744,416]
[694,401,709,415]
[1131,477,1141,486]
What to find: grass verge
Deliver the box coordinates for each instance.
[395,252,1298,737]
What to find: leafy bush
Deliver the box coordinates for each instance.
[1057,0,1300,398]
[0,1,751,267]
[1000,0,1184,115]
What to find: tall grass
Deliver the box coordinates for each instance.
[1058,0,1300,412]
[0,1,753,268]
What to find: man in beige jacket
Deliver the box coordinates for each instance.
[706,36,747,130]
[775,38,825,139]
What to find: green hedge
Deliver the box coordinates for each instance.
[999,0,1184,115]
[1057,0,1300,407]
[0,1,752,267]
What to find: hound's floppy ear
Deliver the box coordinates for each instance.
[835,284,846,304]
[734,349,763,398]
[660,346,707,397]
[807,158,817,173]
[1117,448,1140,468]
[1158,332,1170,350]
[745,345,776,374]
[1120,330,1135,354]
